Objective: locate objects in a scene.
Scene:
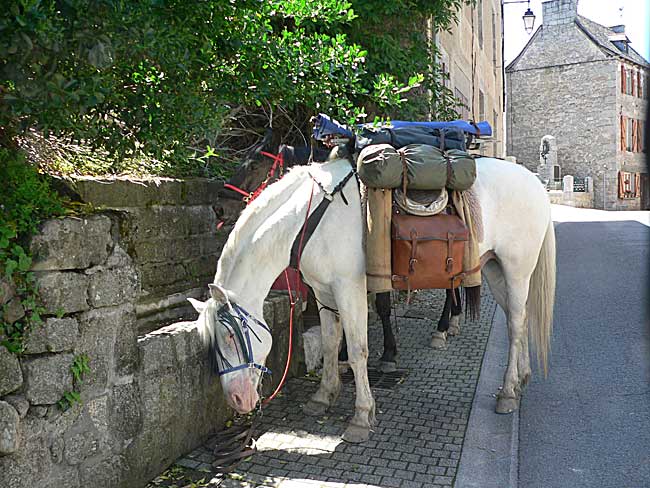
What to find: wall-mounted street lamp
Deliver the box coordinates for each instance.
[503,0,537,34]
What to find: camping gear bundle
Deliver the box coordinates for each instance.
[316,117,491,293]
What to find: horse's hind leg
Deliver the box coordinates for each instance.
[484,260,528,413]
[376,292,397,372]
[432,289,453,349]
[303,298,341,417]
[497,275,531,414]
[448,288,462,336]
[335,283,375,443]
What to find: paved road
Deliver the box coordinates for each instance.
[519,207,650,488]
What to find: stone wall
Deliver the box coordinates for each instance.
[59,177,244,334]
[1,210,304,488]
[548,190,594,208]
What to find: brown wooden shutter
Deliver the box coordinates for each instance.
[638,71,642,98]
[632,71,636,96]
[618,171,625,198]
[620,115,626,151]
[632,119,637,152]
[635,173,641,197]
[621,65,626,93]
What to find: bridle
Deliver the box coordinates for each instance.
[213,301,272,377]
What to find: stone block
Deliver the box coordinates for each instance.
[105,243,132,269]
[0,346,23,396]
[302,326,323,372]
[79,454,129,488]
[84,395,110,448]
[0,420,52,487]
[30,215,112,271]
[108,383,142,444]
[114,312,138,378]
[2,395,28,419]
[0,401,20,455]
[22,353,74,405]
[87,266,139,308]
[24,317,79,354]
[76,305,134,391]
[138,261,188,292]
[64,430,102,465]
[138,331,175,376]
[35,272,89,314]
[0,278,14,306]
[2,298,25,325]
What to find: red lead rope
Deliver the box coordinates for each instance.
[262,179,315,406]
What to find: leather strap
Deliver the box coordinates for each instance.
[445,153,453,188]
[409,228,418,273]
[400,151,409,197]
[453,250,497,282]
[446,231,455,273]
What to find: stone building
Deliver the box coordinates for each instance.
[436,0,504,157]
[506,0,649,210]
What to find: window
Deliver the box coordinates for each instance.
[478,0,483,50]
[454,88,470,120]
[493,109,498,141]
[618,171,639,199]
[479,90,485,122]
[626,117,634,151]
[621,65,626,93]
[637,71,643,98]
[626,69,633,95]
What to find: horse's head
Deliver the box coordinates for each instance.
[189,284,273,414]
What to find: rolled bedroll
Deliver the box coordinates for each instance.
[357,143,476,191]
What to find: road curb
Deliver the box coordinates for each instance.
[455,307,519,488]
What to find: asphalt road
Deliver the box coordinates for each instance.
[518,209,650,488]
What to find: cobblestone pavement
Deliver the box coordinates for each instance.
[155,288,496,488]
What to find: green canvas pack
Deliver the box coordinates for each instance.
[357,143,476,191]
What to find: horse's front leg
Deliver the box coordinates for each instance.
[303,298,341,417]
[376,291,397,372]
[432,289,453,349]
[335,283,375,443]
[448,288,463,336]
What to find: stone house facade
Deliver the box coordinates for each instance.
[436,0,504,157]
[506,0,649,210]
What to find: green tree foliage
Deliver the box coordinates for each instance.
[1,0,469,175]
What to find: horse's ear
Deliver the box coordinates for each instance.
[208,283,229,306]
[187,297,207,313]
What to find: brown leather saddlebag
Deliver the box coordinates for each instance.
[392,210,468,290]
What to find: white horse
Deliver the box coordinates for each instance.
[189,154,556,443]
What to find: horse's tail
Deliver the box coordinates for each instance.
[527,217,556,377]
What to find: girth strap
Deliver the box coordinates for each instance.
[289,169,356,268]
[290,196,332,268]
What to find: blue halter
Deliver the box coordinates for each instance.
[214,303,272,377]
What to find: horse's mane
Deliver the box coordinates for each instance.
[215,160,349,283]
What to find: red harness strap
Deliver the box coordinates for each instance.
[224,151,285,204]
[263,180,316,406]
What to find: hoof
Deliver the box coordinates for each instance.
[495,395,519,414]
[448,317,461,336]
[303,399,329,417]
[378,361,397,373]
[342,424,371,443]
[431,331,447,349]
